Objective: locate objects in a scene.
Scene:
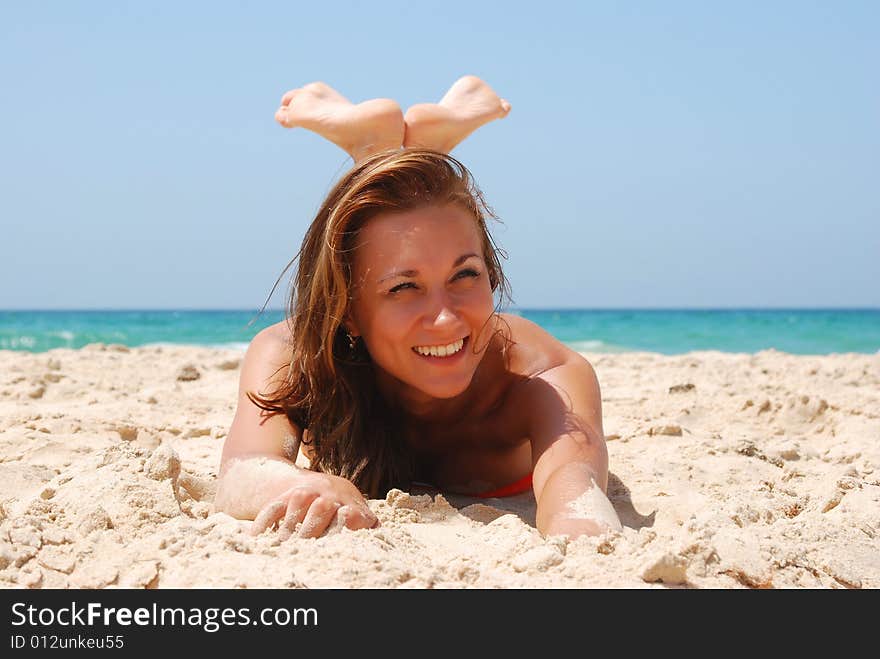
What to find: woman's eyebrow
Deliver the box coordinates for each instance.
[377,253,481,283]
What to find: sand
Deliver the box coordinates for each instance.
[0,343,878,589]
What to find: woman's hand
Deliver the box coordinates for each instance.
[535,462,622,540]
[541,511,621,539]
[250,470,379,539]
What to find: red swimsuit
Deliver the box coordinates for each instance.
[474,472,533,498]
[412,472,533,498]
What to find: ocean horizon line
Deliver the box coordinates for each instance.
[2,306,878,313]
[2,308,877,355]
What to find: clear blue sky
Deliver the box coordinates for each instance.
[1,1,877,310]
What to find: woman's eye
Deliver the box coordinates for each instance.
[389,282,416,294]
[388,270,479,295]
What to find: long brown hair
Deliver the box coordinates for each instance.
[249,148,513,497]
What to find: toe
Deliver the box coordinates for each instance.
[280,89,299,106]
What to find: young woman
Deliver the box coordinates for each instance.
[213,76,622,541]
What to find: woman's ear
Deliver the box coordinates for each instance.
[343,316,361,338]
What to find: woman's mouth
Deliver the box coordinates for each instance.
[411,336,468,361]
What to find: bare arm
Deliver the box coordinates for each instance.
[527,359,623,539]
[214,324,377,537]
[214,324,305,513]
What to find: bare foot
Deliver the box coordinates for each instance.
[403,75,511,152]
[275,82,405,163]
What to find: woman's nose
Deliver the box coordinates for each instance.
[432,305,459,326]
[424,293,461,327]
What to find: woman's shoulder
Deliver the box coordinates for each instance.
[496,312,585,379]
[262,319,293,345]
[245,321,294,380]
[489,314,601,448]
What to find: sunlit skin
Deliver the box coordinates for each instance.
[344,203,498,424]
[275,75,510,163]
[213,76,623,542]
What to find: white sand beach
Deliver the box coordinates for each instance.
[0,344,878,588]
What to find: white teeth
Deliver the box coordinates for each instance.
[413,338,464,357]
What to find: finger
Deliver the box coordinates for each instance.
[366,508,380,528]
[338,504,379,531]
[298,498,341,539]
[278,493,311,541]
[250,500,287,536]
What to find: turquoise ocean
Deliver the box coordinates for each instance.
[1,309,877,355]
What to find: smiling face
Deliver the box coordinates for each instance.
[346,203,497,415]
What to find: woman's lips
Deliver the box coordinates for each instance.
[411,336,468,362]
